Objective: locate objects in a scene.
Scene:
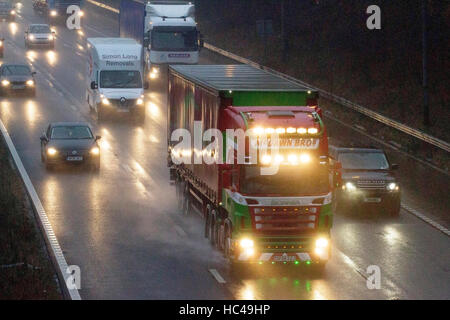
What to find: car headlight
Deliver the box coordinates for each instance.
[387,182,398,191]
[50,10,57,16]
[343,182,357,192]
[102,98,110,105]
[10,10,16,15]
[78,10,84,17]
[151,67,159,74]
[47,148,57,156]
[0,41,3,47]
[2,80,10,87]
[26,80,34,86]
[90,147,100,155]
[136,98,144,105]
[48,34,54,41]
[29,34,35,41]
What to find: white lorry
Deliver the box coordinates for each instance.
[119,0,203,80]
[86,38,148,122]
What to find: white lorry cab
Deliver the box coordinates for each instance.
[86,38,148,122]
[119,1,203,81]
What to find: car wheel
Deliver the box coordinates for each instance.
[182,185,191,216]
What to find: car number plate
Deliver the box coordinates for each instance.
[364,197,381,203]
[117,109,130,113]
[67,156,83,161]
[12,85,25,89]
[274,255,297,262]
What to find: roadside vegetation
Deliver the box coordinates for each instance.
[0,137,62,299]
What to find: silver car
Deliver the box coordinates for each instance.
[25,24,55,49]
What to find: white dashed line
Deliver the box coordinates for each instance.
[209,269,226,284]
[401,204,450,237]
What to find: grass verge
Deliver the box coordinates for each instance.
[0,135,62,299]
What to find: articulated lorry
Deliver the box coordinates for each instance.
[168,65,339,270]
[119,0,202,81]
[32,0,84,20]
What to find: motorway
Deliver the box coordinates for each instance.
[0,2,449,299]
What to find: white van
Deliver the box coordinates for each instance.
[86,38,148,122]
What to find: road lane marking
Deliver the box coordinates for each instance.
[209,269,226,284]
[0,119,81,300]
[401,204,450,237]
[174,225,187,238]
[86,0,119,14]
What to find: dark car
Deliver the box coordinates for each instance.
[0,63,36,96]
[0,1,16,21]
[330,146,401,216]
[40,122,101,171]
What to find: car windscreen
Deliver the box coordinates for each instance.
[2,65,31,76]
[51,126,93,140]
[30,26,51,33]
[151,27,198,51]
[338,152,389,170]
[100,71,142,89]
[240,164,330,196]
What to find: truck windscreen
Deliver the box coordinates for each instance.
[100,71,142,89]
[240,164,330,196]
[151,27,198,51]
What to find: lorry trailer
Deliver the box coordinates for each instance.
[167,65,339,270]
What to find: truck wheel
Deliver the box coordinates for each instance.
[182,186,191,216]
[204,205,211,238]
[208,210,217,246]
[176,179,184,211]
[224,227,232,258]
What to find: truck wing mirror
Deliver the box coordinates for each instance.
[90,81,98,90]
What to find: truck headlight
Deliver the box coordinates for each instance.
[47,148,57,156]
[343,182,357,192]
[26,80,34,86]
[314,237,329,255]
[136,98,144,105]
[239,238,254,256]
[387,182,398,191]
[48,34,54,41]
[90,147,100,155]
[102,98,110,105]
[2,80,10,87]
[29,34,35,41]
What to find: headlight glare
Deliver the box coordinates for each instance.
[239,238,254,249]
[387,182,398,191]
[2,80,10,86]
[26,80,34,86]
[90,147,100,155]
[345,182,357,191]
[47,148,57,156]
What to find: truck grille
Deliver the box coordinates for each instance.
[250,206,319,235]
[357,180,386,190]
